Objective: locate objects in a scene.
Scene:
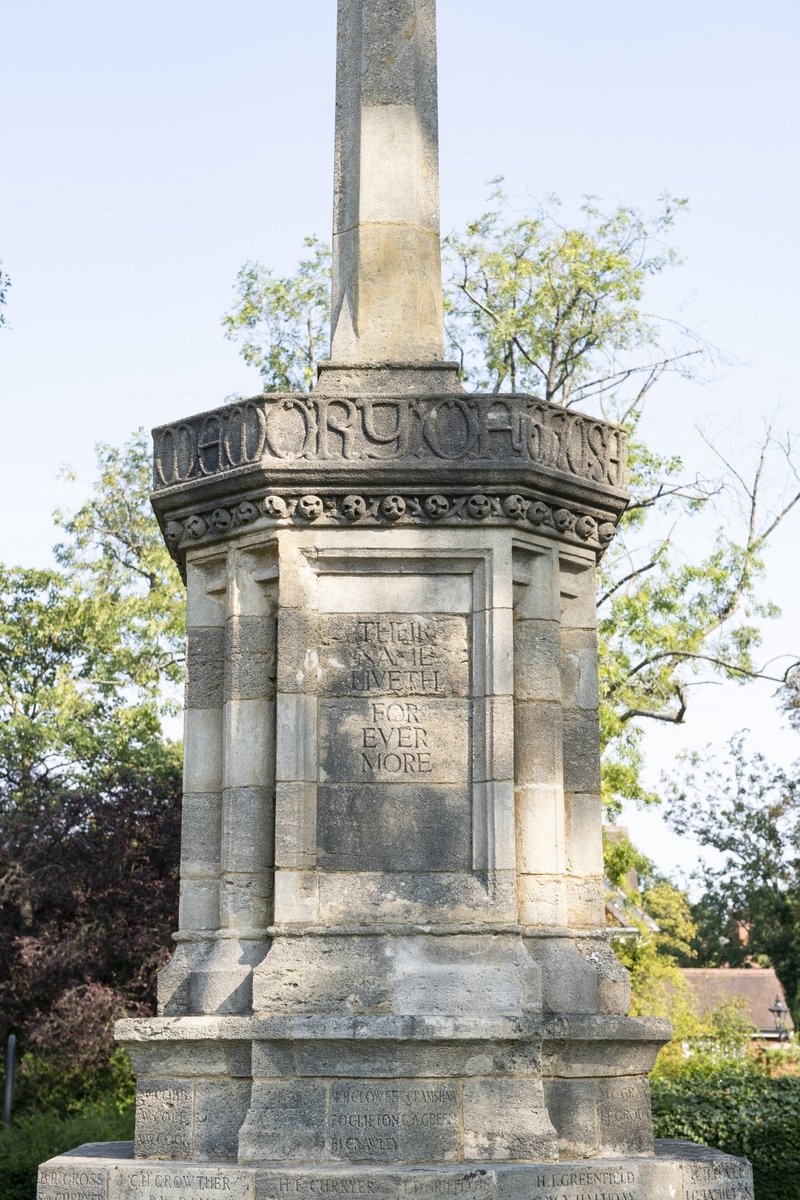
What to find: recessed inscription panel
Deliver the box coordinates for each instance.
[38,1159,254,1200]
[134,1080,193,1160]
[318,576,472,616]
[401,1172,495,1199]
[513,1164,639,1200]
[258,1169,495,1200]
[315,611,473,874]
[110,1165,254,1199]
[328,1081,460,1164]
[37,1164,106,1200]
[597,1077,653,1156]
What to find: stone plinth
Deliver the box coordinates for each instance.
[115,1013,670,1166]
[37,1140,755,1199]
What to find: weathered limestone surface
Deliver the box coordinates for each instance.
[37,1140,755,1200]
[38,0,751,1195]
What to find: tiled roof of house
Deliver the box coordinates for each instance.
[679,967,794,1035]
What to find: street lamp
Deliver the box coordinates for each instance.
[768,994,791,1042]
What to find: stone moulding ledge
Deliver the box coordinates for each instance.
[169,926,616,943]
[38,1141,756,1197]
[316,357,462,367]
[259,925,615,939]
[316,361,464,374]
[115,1013,672,1048]
[153,483,624,579]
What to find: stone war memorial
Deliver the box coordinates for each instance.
[38,3,753,1198]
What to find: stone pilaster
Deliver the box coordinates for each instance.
[512,543,567,929]
[158,553,227,1016]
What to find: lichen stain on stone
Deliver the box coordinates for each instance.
[384,15,417,65]
[402,16,418,43]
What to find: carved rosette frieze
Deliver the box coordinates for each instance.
[160,487,618,571]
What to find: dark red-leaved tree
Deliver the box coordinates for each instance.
[0,768,181,1112]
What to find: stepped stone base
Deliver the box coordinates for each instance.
[113,1013,672,1167]
[37,1140,754,1200]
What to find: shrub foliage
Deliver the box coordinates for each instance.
[652,1059,800,1200]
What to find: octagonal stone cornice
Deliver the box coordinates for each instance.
[151,389,629,576]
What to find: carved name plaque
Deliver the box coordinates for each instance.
[684,1159,755,1200]
[598,1078,653,1155]
[37,1160,252,1200]
[114,1166,253,1200]
[523,1164,640,1200]
[134,1081,193,1159]
[258,1169,495,1200]
[317,616,469,698]
[316,614,472,872]
[37,1164,106,1200]
[329,1082,459,1163]
[400,1175,495,1199]
[318,699,468,784]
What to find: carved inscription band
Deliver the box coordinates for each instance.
[153,396,627,491]
[36,1159,755,1200]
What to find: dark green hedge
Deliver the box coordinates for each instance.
[0,1103,134,1200]
[652,1061,800,1200]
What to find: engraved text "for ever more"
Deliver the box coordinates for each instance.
[361,702,431,775]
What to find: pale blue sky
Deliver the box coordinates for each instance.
[1,0,798,879]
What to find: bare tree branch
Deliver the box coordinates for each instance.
[597,557,660,607]
[608,649,800,694]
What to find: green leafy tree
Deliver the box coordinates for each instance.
[0,566,168,794]
[782,667,800,728]
[222,236,331,392]
[603,828,654,891]
[54,430,186,716]
[0,434,185,1121]
[598,417,800,813]
[602,831,755,1065]
[651,1059,800,1199]
[443,189,800,813]
[226,198,800,816]
[620,879,705,1041]
[443,184,701,403]
[0,430,186,797]
[604,830,699,1022]
[665,735,800,1021]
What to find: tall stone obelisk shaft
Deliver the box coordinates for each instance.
[330,0,445,363]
